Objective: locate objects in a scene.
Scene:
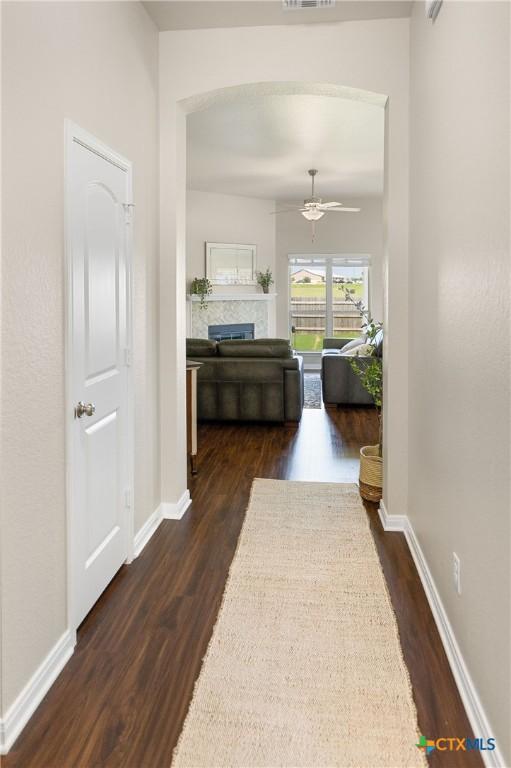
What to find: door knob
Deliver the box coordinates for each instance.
[75,401,96,419]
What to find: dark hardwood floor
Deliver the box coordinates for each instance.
[5,407,481,768]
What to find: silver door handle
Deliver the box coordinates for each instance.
[75,401,96,419]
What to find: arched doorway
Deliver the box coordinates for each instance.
[159,37,409,527]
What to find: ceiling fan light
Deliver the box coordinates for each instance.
[301,209,324,221]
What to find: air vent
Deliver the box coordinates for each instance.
[283,0,335,10]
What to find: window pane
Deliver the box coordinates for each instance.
[332,266,366,338]
[290,266,326,352]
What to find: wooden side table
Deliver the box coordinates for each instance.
[186,360,201,475]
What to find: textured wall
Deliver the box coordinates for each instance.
[409,1,510,760]
[1,1,159,711]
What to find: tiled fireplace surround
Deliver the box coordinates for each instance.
[187,294,277,340]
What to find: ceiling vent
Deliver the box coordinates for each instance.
[283,0,335,9]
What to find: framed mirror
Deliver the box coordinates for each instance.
[205,242,257,285]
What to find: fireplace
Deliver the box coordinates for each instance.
[188,294,274,339]
[208,323,255,341]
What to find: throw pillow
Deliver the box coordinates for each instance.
[341,343,375,357]
[372,329,384,357]
[340,336,366,353]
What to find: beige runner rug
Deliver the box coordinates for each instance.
[172,479,426,768]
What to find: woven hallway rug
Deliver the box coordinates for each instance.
[172,479,426,768]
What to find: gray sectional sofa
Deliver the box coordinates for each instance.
[321,331,383,406]
[186,338,304,423]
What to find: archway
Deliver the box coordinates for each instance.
[158,27,410,527]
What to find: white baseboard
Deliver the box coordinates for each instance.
[378,499,408,532]
[0,630,75,754]
[161,489,192,520]
[379,502,506,768]
[134,491,192,555]
[133,505,164,557]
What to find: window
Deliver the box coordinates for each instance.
[288,255,370,353]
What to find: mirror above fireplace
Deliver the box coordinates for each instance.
[205,242,257,285]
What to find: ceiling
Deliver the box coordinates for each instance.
[187,93,385,200]
[143,1,412,31]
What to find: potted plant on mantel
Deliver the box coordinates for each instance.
[345,292,383,503]
[190,277,212,309]
[256,268,274,294]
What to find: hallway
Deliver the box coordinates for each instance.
[5,408,480,767]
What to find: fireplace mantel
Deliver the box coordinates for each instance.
[187,293,276,302]
[186,294,276,338]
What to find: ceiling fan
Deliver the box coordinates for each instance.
[272,169,360,239]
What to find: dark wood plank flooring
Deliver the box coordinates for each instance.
[5,407,481,768]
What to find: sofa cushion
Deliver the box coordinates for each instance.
[186,338,218,357]
[197,358,285,382]
[217,338,292,358]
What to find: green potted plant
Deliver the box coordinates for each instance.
[345,292,383,503]
[190,277,212,309]
[256,268,274,294]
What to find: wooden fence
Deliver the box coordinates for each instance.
[290,298,363,334]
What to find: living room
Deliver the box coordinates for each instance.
[184,90,385,421]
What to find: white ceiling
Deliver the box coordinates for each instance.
[144,1,412,31]
[187,94,385,200]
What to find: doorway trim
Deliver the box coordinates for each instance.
[64,120,135,638]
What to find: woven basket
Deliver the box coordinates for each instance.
[359,445,383,503]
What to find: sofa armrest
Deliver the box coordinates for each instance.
[321,353,374,405]
[284,354,304,422]
[322,337,352,350]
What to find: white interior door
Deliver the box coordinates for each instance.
[66,124,133,628]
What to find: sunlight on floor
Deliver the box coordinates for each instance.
[285,409,361,483]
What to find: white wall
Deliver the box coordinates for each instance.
[159,20,410,521]
[186,189,276,299]
[409,1,510,761]
[275,196,383,337]
[1,1,159,714]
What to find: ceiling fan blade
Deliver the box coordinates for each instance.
[325,207,361,213]
[320,201,343,208]
[270,207,303,215]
